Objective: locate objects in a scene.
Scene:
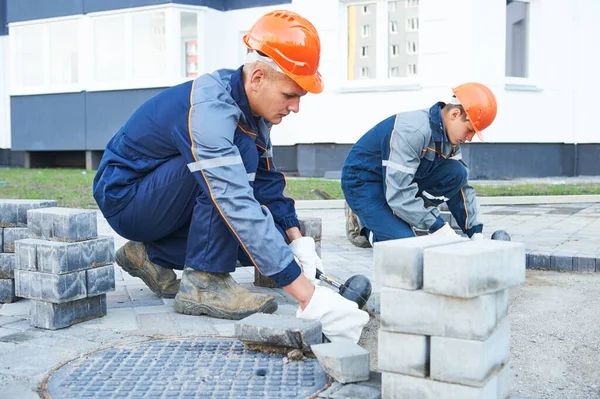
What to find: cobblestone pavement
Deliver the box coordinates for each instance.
[0,199,599,398]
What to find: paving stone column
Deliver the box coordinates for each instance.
[0,200,57,303]
[13,207,116,329]
[254,217,322,288]
[375,235,526,398]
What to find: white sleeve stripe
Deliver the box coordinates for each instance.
[382,159,417,174]
[187,155,243,172]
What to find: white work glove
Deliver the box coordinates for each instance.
[296,285,369,343]
[430,222,459,238]
[289,237,324,285]
[471,233,485,241]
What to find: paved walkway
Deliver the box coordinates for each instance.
[1,198,599,398]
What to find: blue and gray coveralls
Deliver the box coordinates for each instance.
[341,103,483,243]
[93,67,302,287]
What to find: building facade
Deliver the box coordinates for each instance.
[1,0,599,178]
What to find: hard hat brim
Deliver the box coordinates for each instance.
[284,70,324,94]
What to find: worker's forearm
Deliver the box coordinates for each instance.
[285,226,303,242]
[283,274,315,310]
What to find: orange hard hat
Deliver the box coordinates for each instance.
[452,83,497,141]
[243,10,324,94]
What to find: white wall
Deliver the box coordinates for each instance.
[0,36,10,149]
[202,0,599,146]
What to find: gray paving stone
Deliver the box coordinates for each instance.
[235,313,322,350]
[0,200,57,228]
[27,207,97,242]
[323,383,381,398]
[311,341,370,383]
[1,228,29,253]
[0,253,15,279]
[381,287,506,340]
[0,279,17,303]
[527,251,552,269]
[30,294,107,330]
[423,240,526,298]
[13,239,40,271]
[373,235,466,289]
[14,269,87,303]
[378,330,429,377]
[550,251,577,271]
[573,255,596,272]
[430,319,510,387]
[86,265,116,296]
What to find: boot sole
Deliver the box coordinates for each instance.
[115,246,177,299]
[173,297,278,320]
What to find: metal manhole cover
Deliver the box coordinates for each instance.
[43,338,329,399]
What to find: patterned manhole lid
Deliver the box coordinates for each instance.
[42,338,329,398]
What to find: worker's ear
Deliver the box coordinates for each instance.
[249,67,268,91]
[451,107,462,120]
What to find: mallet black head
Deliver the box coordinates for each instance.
[491,230,511,241]
[338,275,372,309]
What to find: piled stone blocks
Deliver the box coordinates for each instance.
[253,217,322,288]
[0,200,57,303]
[375,236,525,398]
[311,341,370,383]
[13,207,115,329]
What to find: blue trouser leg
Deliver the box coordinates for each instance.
[414,159,467,208]
[107,155,287,272]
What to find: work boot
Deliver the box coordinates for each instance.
[345,202,372,248]
[174,267,278,320]
[115,241,180,298]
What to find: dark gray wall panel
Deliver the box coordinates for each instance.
[297,144,352,177]
[0,149,25,166]
[577,144,600,176]
[84,0,171,13]
[11,93,86,151]
[0,0,8,35]
[85,88,166,150]
[7,0,83,23]
[225,0,291,11]
[272,145,297,173]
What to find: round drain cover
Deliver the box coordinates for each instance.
[43,338,329,398]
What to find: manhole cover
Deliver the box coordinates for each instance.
[43,338,329,398]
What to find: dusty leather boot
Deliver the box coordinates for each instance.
[174,267,278,320]
[115,241,180,298]
[345,202,372,248]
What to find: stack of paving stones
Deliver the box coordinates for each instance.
[374,235,526,398]
[13,207,116,329]
[0,200,57,303]
[253,217,322,288]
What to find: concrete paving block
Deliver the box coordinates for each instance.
[322,383,381,398]
[311,341,370,383]
[27,207,97,242]
[0,253,15,279]
[0,200,57,228]
[527,251,551,269]
[235,313,322,350]
[2,228,29,253]
[81,236,115,267]
[550,250,577,271]
[373,235,467,290]
[0,279,17,303]
[378,330,429,377]
[423,240,526,298]
[381,287,505,340]
[430,319,510,387]
[14,239,40,271]
[573,255,596,272]
[86,265,115,296]
[298,217,322,239]
[30,294,107,330]
[14,270,87,303]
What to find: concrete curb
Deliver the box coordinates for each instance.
[295,195,600,210]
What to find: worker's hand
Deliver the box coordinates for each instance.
[429,222,459,238]
[289,237,323,285]
[296,285,369,343]
[470,233,485,241]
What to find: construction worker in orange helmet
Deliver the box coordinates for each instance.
[342,83,498,246]
[93,10,368,344]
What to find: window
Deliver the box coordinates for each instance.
[181,12,199,78]
[345,0,419,83]
[48,20,79,85]
[506,0,530,78]
[13,24,46,88]
[132,12,167,81]
[93,15,128,83]
[362,5,371,14]
[406,40,417,54]
[406,17,419,32]
[362,24,371,37]
[406,0,419,7]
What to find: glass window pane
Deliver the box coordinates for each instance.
[348,3,376,80]
[132,11,167,80]
[388,0,419,78]
[48,20,79,85]
[93,15,127,82]
[505,1,529,77]
[181,12,198,78]
[13,24,45,87]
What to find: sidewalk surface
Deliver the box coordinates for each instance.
[1,198,599,399]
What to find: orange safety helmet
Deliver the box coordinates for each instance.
[451,83,498,141]
[243,10,324,94]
